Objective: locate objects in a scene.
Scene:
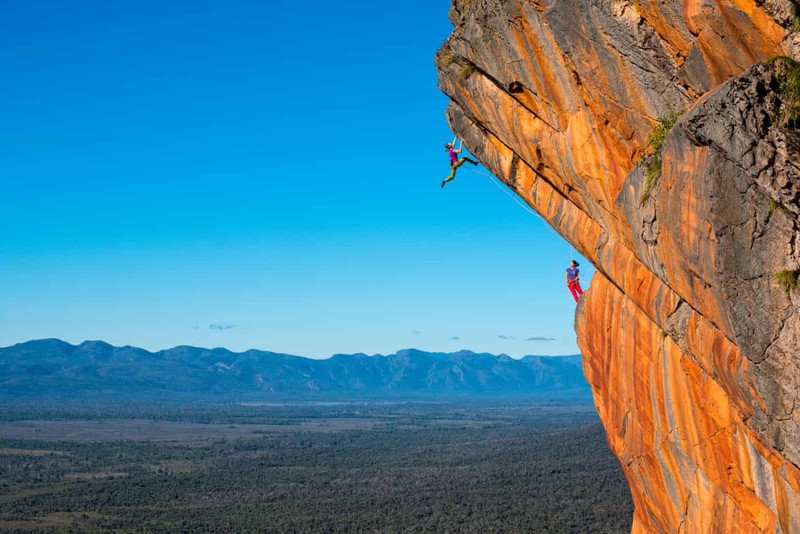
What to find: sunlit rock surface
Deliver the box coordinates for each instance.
[436,0,800,530]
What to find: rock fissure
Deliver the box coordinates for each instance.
[757,311,791,364]
[467,64,561,132]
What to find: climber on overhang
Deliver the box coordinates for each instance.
[566,260,583,303]
[441,136,478,188]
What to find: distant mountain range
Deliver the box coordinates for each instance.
[0,339,590,400]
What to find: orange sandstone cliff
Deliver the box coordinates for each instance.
[436,0,800,531]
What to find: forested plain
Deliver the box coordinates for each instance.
[0,402,632,533]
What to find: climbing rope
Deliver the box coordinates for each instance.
[467,166,575,260]
[467,166,539,217]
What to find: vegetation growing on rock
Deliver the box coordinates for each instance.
[775,269,800,291]
[459,63,477,80]
[438,48,455,68]
[639,111,679,205]
[769,197,788,215]
[769,56,800,127]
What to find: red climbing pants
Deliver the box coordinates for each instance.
[568,280,583,302]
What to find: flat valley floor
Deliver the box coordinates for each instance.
[0,401,632,533]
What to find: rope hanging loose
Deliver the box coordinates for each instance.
[467,167,539,217]
[467,166,576,260]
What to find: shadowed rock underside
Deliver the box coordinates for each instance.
[437,0,800,531]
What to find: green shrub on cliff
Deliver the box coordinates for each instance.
[438,49,455,68]
[768,56,800,127]
[775,269,800,292]
[769,198,788,215]
[460,63,476,80]
[639,111,679,205]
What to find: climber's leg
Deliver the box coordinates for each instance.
[442,161,464,187]
[568,282,581,302]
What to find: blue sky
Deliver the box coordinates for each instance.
[0,0,591,358]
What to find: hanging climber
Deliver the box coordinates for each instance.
[441,136,478,188]
[566,260,583,302]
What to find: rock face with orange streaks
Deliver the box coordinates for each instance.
[437,0,800,531]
